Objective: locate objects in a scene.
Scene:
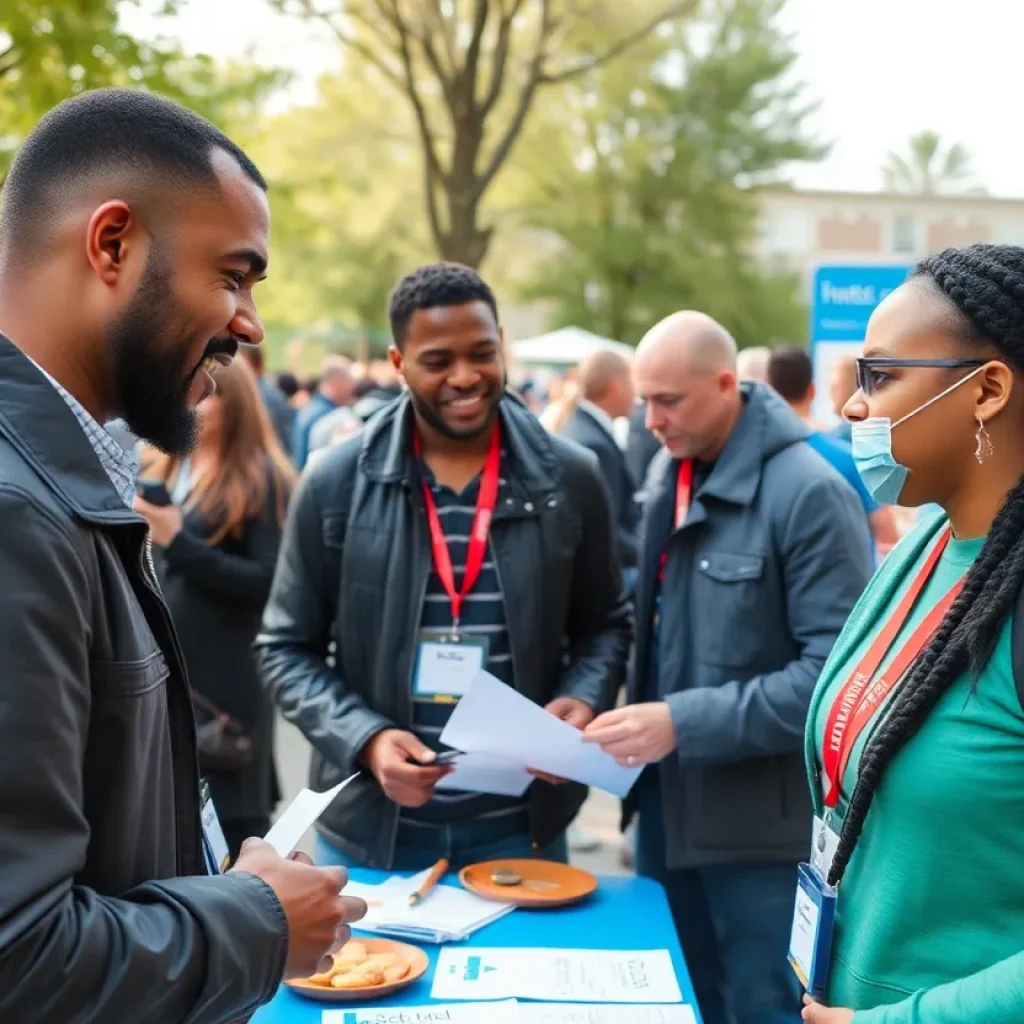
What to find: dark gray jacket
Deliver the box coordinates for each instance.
[257,393,632,869]
[0,335,287,1022]
[627,383,872,868]
[561,404,639,569]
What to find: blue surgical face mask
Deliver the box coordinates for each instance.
[851,366,985,505]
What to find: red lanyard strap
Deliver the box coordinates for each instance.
[821,527,962,809]
[659,459,693,582]
[412,423,501,627]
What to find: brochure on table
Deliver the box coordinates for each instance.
[344,867,514,944]
[431,948,683,1004]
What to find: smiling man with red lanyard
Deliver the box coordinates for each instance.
[258,263,632,873]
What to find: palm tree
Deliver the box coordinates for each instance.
[882,131,977,195]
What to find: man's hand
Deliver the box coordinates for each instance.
[231,839,367,980]
[527,697,596,785]
[360,729,451,808]
[134,496,184,548]
[545,696,595,729]
[582,702,676,766]
[801,996,854,1023]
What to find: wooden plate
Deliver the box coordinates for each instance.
[284,937,428,1003]
[459,858,598,908]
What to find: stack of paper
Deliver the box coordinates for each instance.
[431,948,684,1004]
[344,867,515,944]
[439,673,643,798]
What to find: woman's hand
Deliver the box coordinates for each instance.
[802,995,854,1023]
[134,497,184,548]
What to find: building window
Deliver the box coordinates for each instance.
[893,216,918,254]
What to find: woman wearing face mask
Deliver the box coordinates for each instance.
[799,244,1024,1024]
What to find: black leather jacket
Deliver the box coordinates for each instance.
[0,334,287,1023]
[257,393,633,868]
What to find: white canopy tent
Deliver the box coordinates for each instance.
[510,326,634,367]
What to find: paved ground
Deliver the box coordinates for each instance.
[274,715,630,876]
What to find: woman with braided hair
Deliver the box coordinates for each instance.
[799,243,1024,1024]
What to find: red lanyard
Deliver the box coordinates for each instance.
[821,527,963,809]
[659,459,693,581]
[412,424,501,628]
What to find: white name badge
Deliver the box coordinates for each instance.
[200,781,231,874]
[788,863,836,999]
[413,631,488,703]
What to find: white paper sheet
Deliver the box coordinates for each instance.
[439,673,643,798]
[342,870,514,944]
[322,1000,520,1023]
[431,948,683,1004]
[518,1005,697,1024]
[262,773,358,856]
[436,751,533,797]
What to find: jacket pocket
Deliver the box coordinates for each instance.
[91,649,169,697]
[690,754,808,852]
[693,551,765,667]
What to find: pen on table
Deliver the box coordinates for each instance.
[409,857,449,907]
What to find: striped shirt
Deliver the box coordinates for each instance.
[33,362,139,507]
[403,455,525,825]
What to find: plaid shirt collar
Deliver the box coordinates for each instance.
[30,362,139,508]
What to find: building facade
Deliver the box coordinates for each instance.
[755,187,1024,295]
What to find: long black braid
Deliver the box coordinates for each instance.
[827,243,1024,888]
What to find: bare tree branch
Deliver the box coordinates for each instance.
[479,0,526,115]
[0,44,23,79]
[291,0,406,89]
[462,0,491,112]
[475,0,556,198]
[387,0,450,191]
[427,0,459,74]
[541,1,695,84]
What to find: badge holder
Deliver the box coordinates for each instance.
[200,779,231,875]
[789,815,839,999]
[412,626,489,705]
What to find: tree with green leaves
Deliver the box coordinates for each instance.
[882,130,979,196]
[511,0,822,345]
[270,0,692,268]
[0,1,284,176]
[248,69,433,344]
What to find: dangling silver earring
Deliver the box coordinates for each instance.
[975,417,994,463]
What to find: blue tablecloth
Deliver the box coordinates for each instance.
[253,870,699,1022]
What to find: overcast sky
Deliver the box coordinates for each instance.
[128,0,1022,197]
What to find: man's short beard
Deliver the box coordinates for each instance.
[409,384,501,441]
[107,246,200,457]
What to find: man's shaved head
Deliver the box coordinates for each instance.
[0,87,266,268]
[578,349,634,419]
[635,310,743,461]
[579,350,631,400]
[636,311,738,375]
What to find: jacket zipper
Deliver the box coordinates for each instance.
[138,533,202,874]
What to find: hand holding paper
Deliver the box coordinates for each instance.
[440,673,643,798]
[262,773,358,856]
[583,702,677,766]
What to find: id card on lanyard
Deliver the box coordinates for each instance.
[200,779,231,875]
[789,526,963,996]
[411,424,500,704]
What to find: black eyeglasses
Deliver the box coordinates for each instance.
[855,357,985,396]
